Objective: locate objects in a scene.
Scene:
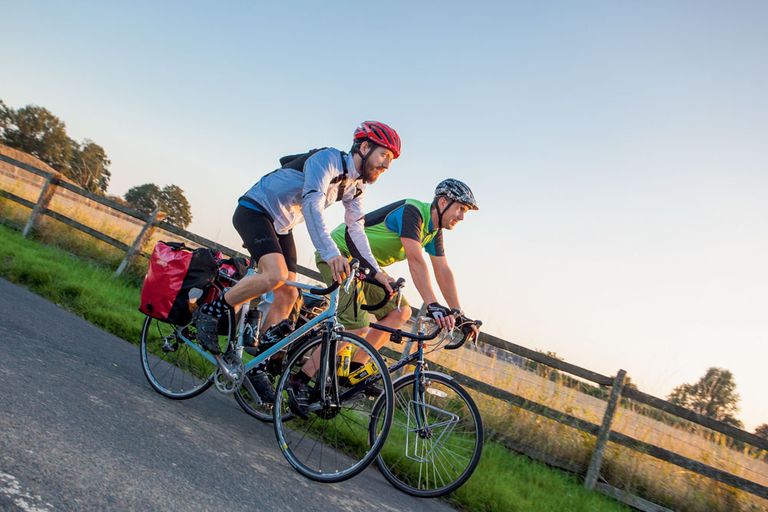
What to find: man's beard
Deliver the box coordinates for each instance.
[362,159,382,184]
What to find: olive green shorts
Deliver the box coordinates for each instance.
[315,253,409,331]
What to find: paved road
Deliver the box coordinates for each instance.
[0,278,454,512]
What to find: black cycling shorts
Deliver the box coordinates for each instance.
[232,204,297,273]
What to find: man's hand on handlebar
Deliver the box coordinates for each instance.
[328,255,351,284]
[452,308,480,342]
[373,271,394,294]
[427,302,456,331]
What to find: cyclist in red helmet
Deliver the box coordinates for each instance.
[194,122,402,380]
[354,120,401,158]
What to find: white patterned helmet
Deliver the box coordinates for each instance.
[435,179,479,210]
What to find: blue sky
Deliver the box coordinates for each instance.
[3,1,767,430]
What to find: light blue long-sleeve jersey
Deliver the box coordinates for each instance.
[240,148,381,272]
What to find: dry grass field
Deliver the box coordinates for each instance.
[388,335,768,511]
[2,145,766,511]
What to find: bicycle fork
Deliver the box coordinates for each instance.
[412,340,432,438]
[304,324,341,414]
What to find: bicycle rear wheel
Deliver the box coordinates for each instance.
[139,310,232,399]
[369,371,483,497]
[273,332,394,483]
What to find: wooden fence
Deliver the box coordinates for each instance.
[1,148,766,511]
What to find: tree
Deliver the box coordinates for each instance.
[755,424,768,440]
[1,100,112,193]
[124,183,192,228]
[125,183,161,213]
[0,103,72,172]
[0,100,10,132]
[667,367,743,428]
[70,139,111,193]
[158,184,192,228]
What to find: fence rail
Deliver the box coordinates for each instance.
[2,147,766,511]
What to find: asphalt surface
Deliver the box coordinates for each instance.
[0,278,455,512]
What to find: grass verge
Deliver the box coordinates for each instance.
[0,223,145,341]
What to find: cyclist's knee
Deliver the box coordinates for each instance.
[388,305,411,326]
[258,254,289,289]
[263,269,289,290]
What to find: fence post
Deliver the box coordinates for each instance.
[22,174,59,238]
[114,209,165,277]
[584,369,627,490]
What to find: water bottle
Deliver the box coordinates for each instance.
[244,307,262,346]
[337,345,353,377]
[348,360,379,385]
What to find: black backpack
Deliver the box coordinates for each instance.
[279,147,330,170]
[278,148,351,201]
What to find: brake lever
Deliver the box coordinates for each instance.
[343,273,354,294]
[343,261,362,294]
[469,319,482,347]
[389,277,405,311]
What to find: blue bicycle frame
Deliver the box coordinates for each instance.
[173,269,345,374]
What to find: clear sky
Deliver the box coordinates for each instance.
[3,1,766,430]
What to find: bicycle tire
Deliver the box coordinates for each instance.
[273,332,394,483]
[369,371,483,497]
[139,309,233,399]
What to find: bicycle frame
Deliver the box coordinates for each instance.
[176,279,339,367]
[335,325,424,411]
[358,317,454,432]
[172,265,360,407]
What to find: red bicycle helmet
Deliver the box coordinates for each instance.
[353,121,401,159]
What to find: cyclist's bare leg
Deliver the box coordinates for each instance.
[351,306,411,365]
[262,271,298,329]
[224,253,289,306]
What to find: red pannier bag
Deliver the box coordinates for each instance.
[139,241,219,325]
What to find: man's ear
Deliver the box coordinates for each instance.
[359,140,371,155]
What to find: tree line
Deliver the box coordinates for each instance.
[0,100,192,228]
[523,352,767,442]
[666,367,767,441]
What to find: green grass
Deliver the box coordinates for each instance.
[0,223,146,342]
[0,223,628,511]
[452,443,627,511]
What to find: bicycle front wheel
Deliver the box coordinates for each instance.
[370,371,483,497]
[273,332,394,483]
